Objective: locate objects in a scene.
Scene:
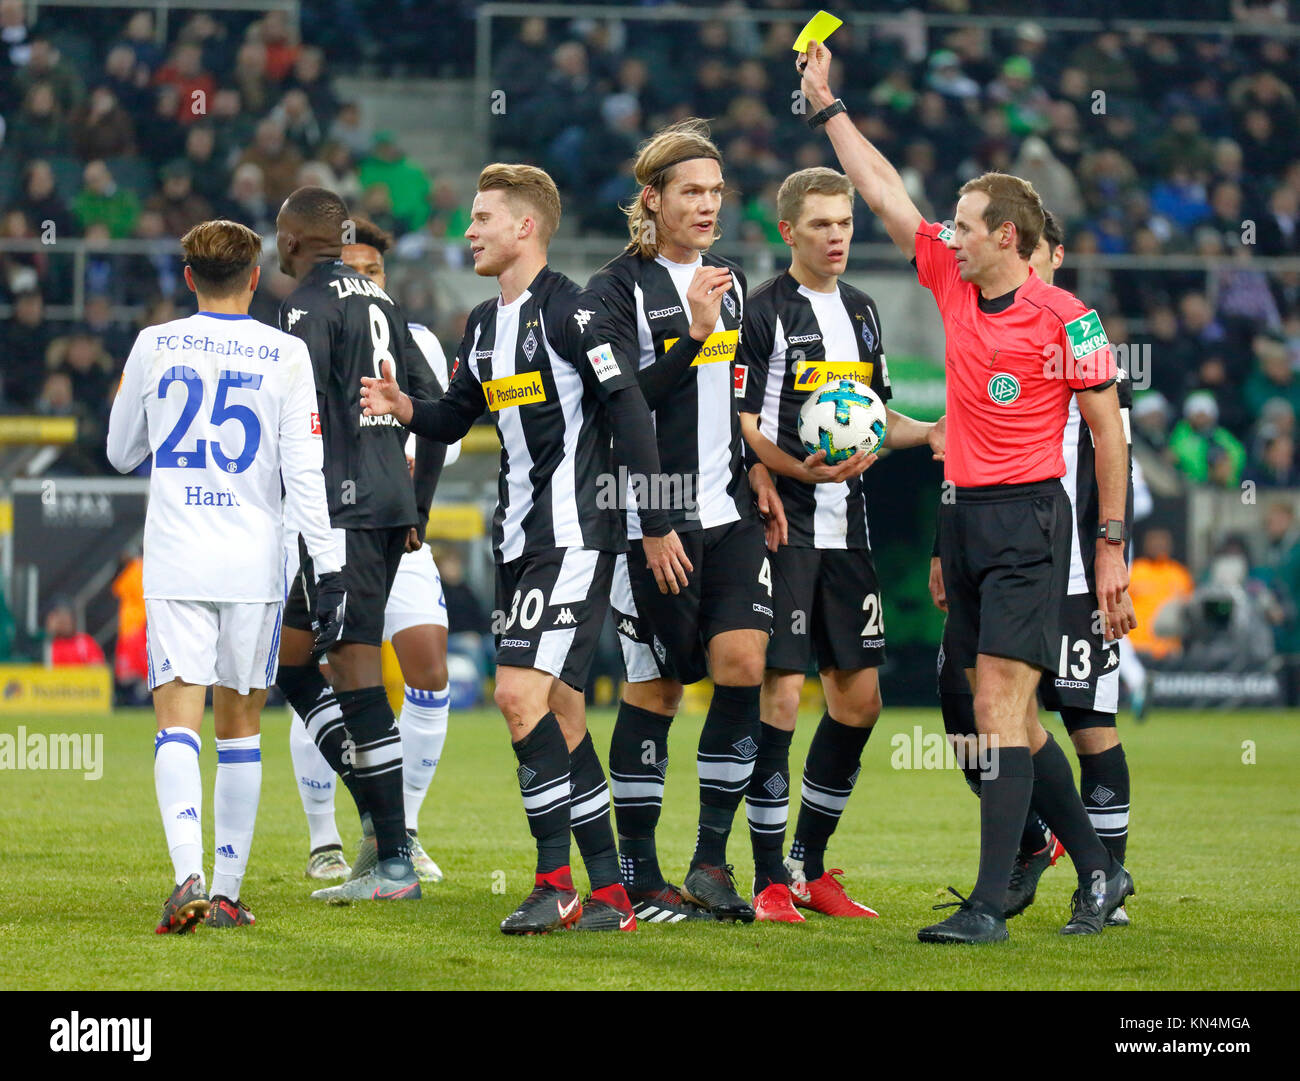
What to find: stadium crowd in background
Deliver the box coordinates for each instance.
[3,2,1300,691]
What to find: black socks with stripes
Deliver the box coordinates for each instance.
[691,683,760,868]
[790,712,871,881]
[513,712,571,875]
[609,701,672,891]
[335,686,409,863]
[747,722,793,893]
[569,732,619,890]
[277,663,368,817]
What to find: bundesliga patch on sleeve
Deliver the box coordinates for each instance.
[586,343,621,383]
[1064,309,1109,360]
[734,364,748,398]
[310,412,321,434]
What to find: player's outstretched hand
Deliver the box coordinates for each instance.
[749,462,788,551]
[798,40,836,111]
[928,555,947,612]
[312,570,347,659]
[643,529,693,595]
[929,414,946,461]
[686,265,733,341]
[800,448,876,484]
[360,359,410,421]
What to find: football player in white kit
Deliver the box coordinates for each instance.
[107,219,342,932]
[287,218,457,883]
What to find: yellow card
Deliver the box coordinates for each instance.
[793,10,842,53]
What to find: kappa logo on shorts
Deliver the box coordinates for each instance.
[499,638,530,648]
[988,372,1021,405]
[753,603,773,618]
[1104,650,1119,668]
[617,618,638,640]
[553,607,576,626]
[1054,678,1089,689]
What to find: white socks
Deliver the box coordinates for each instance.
[400,686,449,831]
[289,709,343,851]
[212,734,261,901]
[154,727,203,888]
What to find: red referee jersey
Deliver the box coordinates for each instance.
[914,220,1116,487]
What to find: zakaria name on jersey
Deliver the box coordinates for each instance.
[279,259,442,530]
[586,249,752,538]
[739,271,893,550]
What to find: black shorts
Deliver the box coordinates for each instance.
[494,547,614,691]
[766,546,885,673]
[936,629,972,696]
[612,517,773,686]
[937,480,1071,674]
[284,526,407,647]
[1038,591,1121,720]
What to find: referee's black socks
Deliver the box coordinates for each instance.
[512,713,572,875]
[335,686,409,863]
[691,684,760,868]
[1031,732,1110,883]
[278,663,368,818]
[969,746,1034,915]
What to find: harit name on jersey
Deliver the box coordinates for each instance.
[183,484,242,507]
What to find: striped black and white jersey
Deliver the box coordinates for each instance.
[406,265,640,563]
[586,248,751,539]
[1061,366,1134,594]
[738,271,892,549]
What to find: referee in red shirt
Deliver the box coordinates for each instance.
[798,41,1136,943]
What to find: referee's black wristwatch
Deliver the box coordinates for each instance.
[807,98,846,129]
[1097,519,1127,545]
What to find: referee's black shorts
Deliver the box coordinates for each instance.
[937,479,1070,675]
[284,526,408,647]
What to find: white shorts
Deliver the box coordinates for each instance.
[383,546,448,640]
[145,599,283,695]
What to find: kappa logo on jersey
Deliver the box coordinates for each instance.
[573,308,594,331]
[793,359,874,391]
[286,308,307,329]
[734,364,748,398]
[554,607,576,626]
[586,343,621,383]
[1064,309,1109,360]
[310,412,321,435]
[648,305,684,320]
[662,329,739,366]
[483,371,547,412]
[988,372,1021,405]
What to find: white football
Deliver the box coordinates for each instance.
[797,378,888,464]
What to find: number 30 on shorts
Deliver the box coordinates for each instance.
[505,588,544,632]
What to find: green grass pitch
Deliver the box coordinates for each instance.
[1,707,1297,990]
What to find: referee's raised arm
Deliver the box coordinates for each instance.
[798,40,923,260]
